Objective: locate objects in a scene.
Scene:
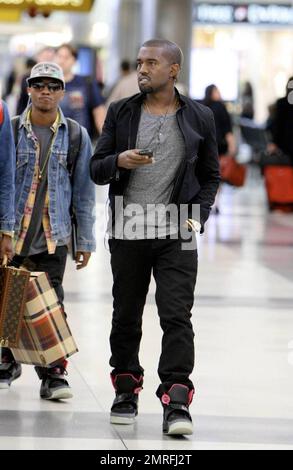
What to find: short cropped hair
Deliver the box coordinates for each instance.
[141,39,184,68]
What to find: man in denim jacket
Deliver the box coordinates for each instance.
[0,100,15,264]
[0,63,96,399]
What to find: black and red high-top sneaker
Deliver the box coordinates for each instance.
[35,360,72,400]
[161,384,194,436]
[110,373,143,425]
[0,349,22,389]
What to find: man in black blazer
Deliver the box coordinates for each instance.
[90,39,220,436]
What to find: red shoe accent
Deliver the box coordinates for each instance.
[162,384,195,406]
[50,359,68,375]
[61,359,68,369]
[161,393,171,405]
[188,389,195,405]
[110,373,143,391]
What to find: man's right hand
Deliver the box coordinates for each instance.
[117,149,154,170]
[0,235,14,266]
[267,143,278,154]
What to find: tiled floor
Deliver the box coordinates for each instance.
[1,167,293,450]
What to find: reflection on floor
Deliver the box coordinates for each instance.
[1,168,293,450]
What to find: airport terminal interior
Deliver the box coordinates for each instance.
[0,0,293,451]
[1,174,293,450]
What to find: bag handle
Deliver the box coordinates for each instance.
[1,255,8,267]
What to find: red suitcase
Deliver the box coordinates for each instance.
[220,155,247,187]
[264,166,293,207]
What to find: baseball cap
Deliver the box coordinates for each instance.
[27,62,65,88]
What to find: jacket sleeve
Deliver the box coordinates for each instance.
[72,127,96,252]
[192,107,221,230]
[90,103,128,185]
[0,101,15,232]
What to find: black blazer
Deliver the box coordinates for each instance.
[90,90,220,230]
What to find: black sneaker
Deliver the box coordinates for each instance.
[36,364,73,401]
[161,384,194,436]
[0,360,22,389]
[110,373,143,425]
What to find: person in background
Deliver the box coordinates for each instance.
[241,81,254,120]
[16,58,37,115]
[55,44,106,138]
[0,100,15,265]
[203,84,237,157]
[268,77,293,165]
[203,84,237,214]
[0,62,96,398]
[106,60,140,106]
[16,47,56,115]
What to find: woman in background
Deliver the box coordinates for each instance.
[203,84,237,157]
[203,84,237,213]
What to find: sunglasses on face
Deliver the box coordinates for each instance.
[30,82,63,92]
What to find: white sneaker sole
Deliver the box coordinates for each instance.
[166,421,193,436]
[0,370,22,389]
[0,382,10,390]
[110,414,136,425]
[43,387,73,400]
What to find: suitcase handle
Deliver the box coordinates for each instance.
[1,255,8,267]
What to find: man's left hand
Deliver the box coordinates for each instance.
[75,251,91,270]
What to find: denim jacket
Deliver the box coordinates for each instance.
[0,100,15,232]
[15,107,96,252]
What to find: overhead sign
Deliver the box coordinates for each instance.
[0,0,93,12]
[0,8,21,20]
[193,3,293,25]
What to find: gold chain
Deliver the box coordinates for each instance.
[144,97,179,116]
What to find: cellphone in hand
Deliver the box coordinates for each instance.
[139,149,153,158]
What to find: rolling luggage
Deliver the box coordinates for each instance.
[220,155,247,187]
[264,166,293,209]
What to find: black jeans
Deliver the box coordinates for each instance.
[1,246,68,368]
[12,246,68,309]
[109,237,198,393]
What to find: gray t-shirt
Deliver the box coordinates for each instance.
[21,125,53,256]
[112,109,185,240]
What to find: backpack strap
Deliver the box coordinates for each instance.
[66,117,82,183]
[11,116,20,146]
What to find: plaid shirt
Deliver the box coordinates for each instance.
[15,110,61,256]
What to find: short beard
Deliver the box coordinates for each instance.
[138,84,154,94]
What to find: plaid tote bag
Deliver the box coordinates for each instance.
[11,272,78,366]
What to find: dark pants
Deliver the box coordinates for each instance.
[1,246,68,370]
[109,237,198,393]
[12,246,68,308]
